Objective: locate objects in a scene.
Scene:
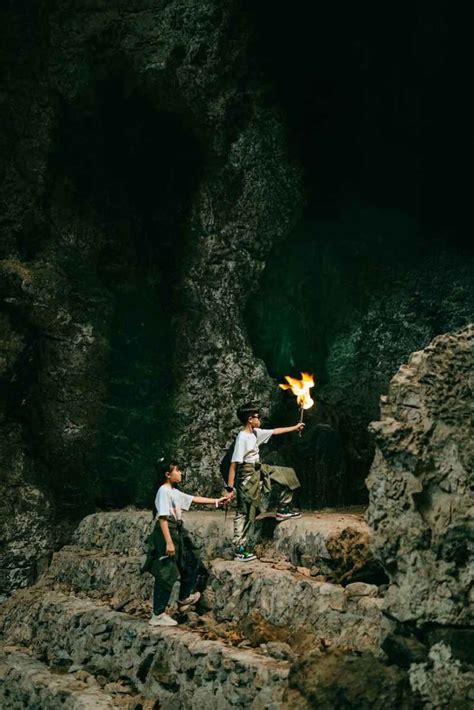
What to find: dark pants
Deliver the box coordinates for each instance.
[152,542,199,615]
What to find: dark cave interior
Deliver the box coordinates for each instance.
[243,2,474,505]
[51,4,473,509]
[2,1,472,512]
[51,79,203,508]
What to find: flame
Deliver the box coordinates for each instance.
[279,372,315,410]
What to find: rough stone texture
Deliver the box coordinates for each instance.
[71,510,373,576]
[0,509,396,706]
[209,559,386,654]
[282,649,416,709]
[0,649,119,709]
[249,213,474,508]
[0,429,54,599]
[0,310,55,598]
[0,589,290,709]
[0,0,302,594]
[272,510,374,581]
[0,0,301,559]
[45,547,385,656]
[367,325,474,706]
[367,325,473,627]
[409,642,474,709]
[48,511,380,621]
[47,546,152,604]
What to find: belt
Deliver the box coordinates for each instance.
[239,462,261,471]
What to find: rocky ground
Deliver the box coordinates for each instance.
[0,510,394,709]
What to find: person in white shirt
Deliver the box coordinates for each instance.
[224,402,303,561]
[143,461,226,627]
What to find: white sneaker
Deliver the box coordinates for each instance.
[178,591,201,608]
[149,613,178,627]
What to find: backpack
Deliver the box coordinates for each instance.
[219,431,257,484]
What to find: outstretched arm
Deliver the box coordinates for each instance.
[192,495,226,506]
[273,423,305,435]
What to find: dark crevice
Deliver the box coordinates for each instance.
[48,77,204,509]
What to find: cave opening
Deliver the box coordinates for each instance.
[243,3,474,507]
[51,78,203,510]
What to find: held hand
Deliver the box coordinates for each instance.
[295,422,305,432]
[216,496,228,507]
[166,541,176,556]
[223,491,235,505]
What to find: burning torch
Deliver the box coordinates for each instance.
[279,372,315,436]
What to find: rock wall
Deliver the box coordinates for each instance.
[0,0,301,593]
[367,324,474,706]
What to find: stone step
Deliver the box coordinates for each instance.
[71,510,372,572]
[46,546,386,655]
[71,510,233,560]
[0,588,290,708]
[47,546,151,605]
[208,559,386,655]
[0,648,122,708]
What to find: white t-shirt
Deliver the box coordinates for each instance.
[231,427,274,464]
[155,485,194,521]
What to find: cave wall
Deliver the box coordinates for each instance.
[0,0,301,594]
[247,210,473,507]
[367,325,473,706]
[1,0,473,597]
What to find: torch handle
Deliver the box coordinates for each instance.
[299,407,304,436]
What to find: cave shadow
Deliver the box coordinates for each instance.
[49,77,204,510]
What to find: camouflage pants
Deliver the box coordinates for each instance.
[232,463,299,550]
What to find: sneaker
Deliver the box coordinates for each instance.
[276,507,301,521]
[234,547,256,562]
[149,613,178,627]
[178,591,201,608]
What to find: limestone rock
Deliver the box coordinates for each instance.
[209,559,387,654]
[0,588,290,708]
[0,649,118,708]
[282,650,416,709]
[367,325,473,626]
[409,642,474,709]
[367,325,474,705]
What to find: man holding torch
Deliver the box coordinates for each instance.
[224,402,303,562]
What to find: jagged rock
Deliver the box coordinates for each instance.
[261,642,295,662]
[71,509,373,578]
[0,649,118,708]
[0,588,290,708]
[367,325,474,704]
[272,511,380,584]
[381,633,428,670]
[344,582,378,598]
[282,650,416,709]
[367,325,473,627]
[409,642,474,709]
[0,1,302,577]
[209,559,387,654]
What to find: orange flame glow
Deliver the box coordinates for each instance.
[279,372,315,410]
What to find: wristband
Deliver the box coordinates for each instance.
[225,485,234,493]
[215,499,218,508]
